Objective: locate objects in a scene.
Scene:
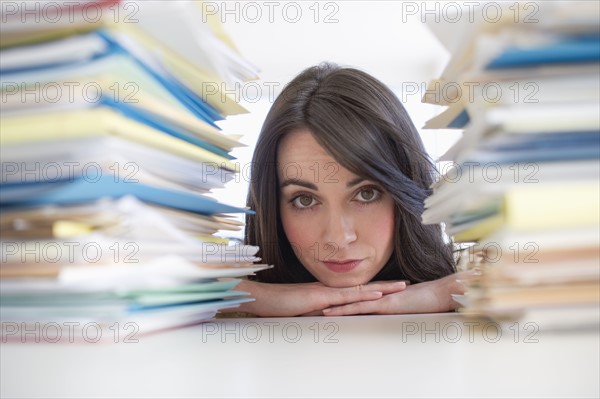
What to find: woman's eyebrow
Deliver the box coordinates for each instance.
[346,177,365,188]
[280,177,367,190]
[280,178,318,190]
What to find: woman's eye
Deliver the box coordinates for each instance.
[355,187,380,202]
[292,195,316,208]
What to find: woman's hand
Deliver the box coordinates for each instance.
[230,279,408,317]
[321,271,476,316]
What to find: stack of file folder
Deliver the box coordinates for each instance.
[422,2,599,329]
[0,1,268,340]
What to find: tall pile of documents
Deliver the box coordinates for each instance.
[422,2,599,329]
[1,1,267,340]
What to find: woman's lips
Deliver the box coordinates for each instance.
[322,259,362,273]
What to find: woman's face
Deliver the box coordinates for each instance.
[277,130,396,288]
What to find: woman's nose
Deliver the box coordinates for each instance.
[322,209,357,250]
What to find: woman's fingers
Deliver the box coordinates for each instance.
[320,281,405,308]
[322,299,381,316]
[329,289,383,307]
[363,280,407,294]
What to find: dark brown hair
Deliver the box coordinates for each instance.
[245,62,455,284]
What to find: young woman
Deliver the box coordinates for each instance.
[230,63,469,317]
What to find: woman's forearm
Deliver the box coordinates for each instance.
[225,279,264,315]
[438,270,472,312]
[222,273,466,317]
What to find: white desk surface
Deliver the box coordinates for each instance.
[1,313,598,398]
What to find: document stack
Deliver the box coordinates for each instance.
[0,1,267,340]
[422,2,599,329]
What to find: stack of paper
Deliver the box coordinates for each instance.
[0,1,267,340]
[422,2,599,329]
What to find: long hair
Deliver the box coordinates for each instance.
[245,62,455,284]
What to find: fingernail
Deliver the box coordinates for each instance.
[370,291,383,297]
[323,308,332,313]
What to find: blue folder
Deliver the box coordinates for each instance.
[100,97,233,159]
[443,37,599,129]
[98,31,224,124]
[486,36,600,70]
[0,30,224,126]
[448,109,470,129]
[0,177,252,215]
